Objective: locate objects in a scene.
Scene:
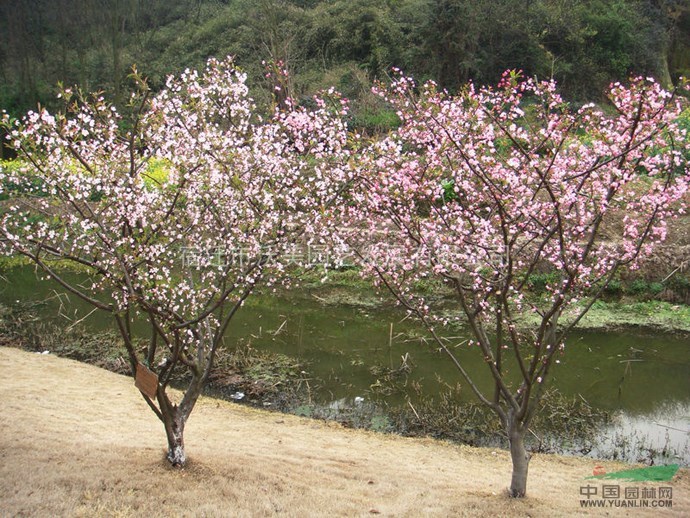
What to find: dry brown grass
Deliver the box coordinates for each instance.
[1,346,688,517]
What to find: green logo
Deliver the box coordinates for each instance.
[587,464,679,482]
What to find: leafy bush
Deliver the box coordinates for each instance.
[440,179,459,203]
[648,282,665,296]
[141,158,171,189]
[627,279,649,295]
[526,272,562,294]
[351,107,400,134]
[604,278,623,296]
[666,274,690,291]
[0,160,47,199]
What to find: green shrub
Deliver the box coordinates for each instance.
[440,179,459,203]
[0,160,48,199]
[666,275,690,291]
[527,272,562,294]
[648,282,665,296]
[604,278,623,296]
[351,107,400,134]
[627,279,649,295]
[141,158,171,189]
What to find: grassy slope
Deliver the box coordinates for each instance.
[292,268,690,333]
[517,300,690,334]
[1,346,688,517]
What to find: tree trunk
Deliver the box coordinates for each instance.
[508,418,530,498]
[155,374,205,467]
[162,406,186,467]
[658,49,674,89]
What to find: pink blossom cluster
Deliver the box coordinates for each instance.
[332,73,690,408]
[0,56,355,354]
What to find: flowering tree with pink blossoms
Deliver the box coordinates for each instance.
[339,72,689,497]
[0,57,354,466]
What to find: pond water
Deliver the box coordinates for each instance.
[2,266,689,465]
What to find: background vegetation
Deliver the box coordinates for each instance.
[1,0,689,141]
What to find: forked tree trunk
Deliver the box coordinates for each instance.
[156,379,203,468]
[507,418,530,498]
[163,407,186,466]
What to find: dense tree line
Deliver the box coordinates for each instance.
[1,0,689,119]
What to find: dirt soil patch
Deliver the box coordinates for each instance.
[1,346,688,517]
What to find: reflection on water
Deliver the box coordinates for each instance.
[592,402,690,465]
[1,267,689,464]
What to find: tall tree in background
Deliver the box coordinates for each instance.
[0,0,47,110]
[251,0,306,106]
[303,0,402,80]
[643,0,690,85]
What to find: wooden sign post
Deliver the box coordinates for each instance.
[135,362,159,399]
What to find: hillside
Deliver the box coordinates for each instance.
[1,0,689,125]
